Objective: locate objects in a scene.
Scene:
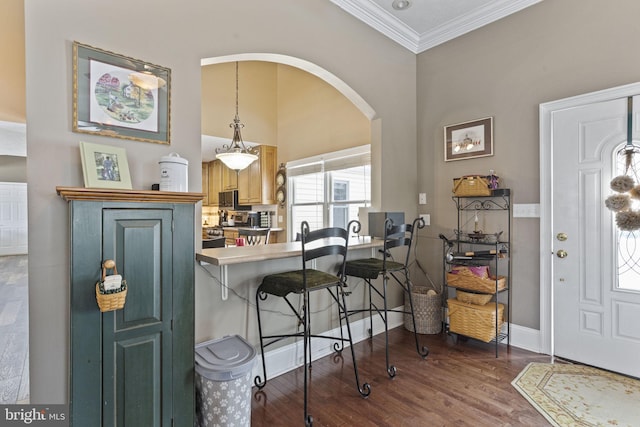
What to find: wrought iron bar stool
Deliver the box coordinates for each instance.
[238,227,271,245]
[254,220,371,427]
[345,217,428,377]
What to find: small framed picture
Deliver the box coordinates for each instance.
[73,41,171,144]
[79,141,132,189]
[444,117,493,162]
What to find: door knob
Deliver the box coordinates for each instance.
[556,232,568,241]
[556,249,568,258]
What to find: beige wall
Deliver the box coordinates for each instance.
[0,156,26,182]
[416,0,640,329]
[0,0,25,123]
[202,61,278,147]
[25,0,417,402]
[276,63,371,162]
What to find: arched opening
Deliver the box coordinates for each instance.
[200,54,380,238]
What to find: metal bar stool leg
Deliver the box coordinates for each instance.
[398,271,429,359]
[254,289,268,389]
[381,273,396,378]
[338,284,372,398]
[303,292,313,426]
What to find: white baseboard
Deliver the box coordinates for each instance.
[252,306,546,381]
[508,323,544,354]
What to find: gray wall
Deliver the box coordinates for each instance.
[25,0,417,402]
[416,0,640,329]
[0,156,26,182]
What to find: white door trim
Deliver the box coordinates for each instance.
[539,81,640,356]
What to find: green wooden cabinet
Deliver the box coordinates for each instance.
[59,188,202,427]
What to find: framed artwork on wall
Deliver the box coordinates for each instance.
[79,141,132,189]
[444,117,493,161]
[72,41,171,144]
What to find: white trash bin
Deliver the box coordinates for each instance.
[195,335,257,427]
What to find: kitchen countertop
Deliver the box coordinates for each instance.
[203,226,284,232]
[196,235,381,266]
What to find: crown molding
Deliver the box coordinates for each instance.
[331,0,543,54]
[331,0,420,53]
[416,0,543,52]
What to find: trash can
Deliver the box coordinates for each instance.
[195,335,257,427]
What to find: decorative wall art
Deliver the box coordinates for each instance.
[444,117,493,162]
[73,41,171,144]
[79,141,132,189]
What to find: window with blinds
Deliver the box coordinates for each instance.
[287,145,371,240]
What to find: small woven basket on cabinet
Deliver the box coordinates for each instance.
[95,260,127,312]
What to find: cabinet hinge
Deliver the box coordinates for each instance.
[172,219,175,232]
[171,319,173,331]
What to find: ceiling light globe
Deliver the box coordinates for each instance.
[392,0,411,11]
[217,151,258,171]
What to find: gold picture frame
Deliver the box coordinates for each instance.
[73,41,171,144]
[444,117,493,161]
[79,141,132,189]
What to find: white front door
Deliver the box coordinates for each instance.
[0,182,28,255]
[552,95,640,378]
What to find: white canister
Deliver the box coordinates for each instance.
[159,153,188,192]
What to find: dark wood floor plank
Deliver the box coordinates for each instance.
[251,327,550,426]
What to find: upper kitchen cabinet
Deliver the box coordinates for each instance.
[222,161,238,190]
[208,159,222,205]
[238,145,277,205]
[202,162,209,206]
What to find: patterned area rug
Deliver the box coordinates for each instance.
[512,362,640,427]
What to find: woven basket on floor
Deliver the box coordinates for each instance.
[447,298,504,343]
[404,286,442,334]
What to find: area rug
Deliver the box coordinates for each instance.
[512,362,640,427]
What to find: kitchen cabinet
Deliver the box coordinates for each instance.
[202,162,209,205]
[58,187,202,427]
[238,145,277,205]
[443,189,511,357]
[223,228,238,246]
[222,161,238,190]
[208,159,222,205]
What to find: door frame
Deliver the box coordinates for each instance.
[539,81,640,356]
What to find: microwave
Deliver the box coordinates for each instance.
[218,190,250,210]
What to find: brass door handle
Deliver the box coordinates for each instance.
[556,249,568,258]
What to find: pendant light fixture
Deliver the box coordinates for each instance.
[215,61,258,171]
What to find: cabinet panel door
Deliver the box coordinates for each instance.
[202,163,209,206]
[208,160,222,205]
[102,209,173,427]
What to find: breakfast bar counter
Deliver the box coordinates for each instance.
[196,236,381,266]
[196,236,382,300]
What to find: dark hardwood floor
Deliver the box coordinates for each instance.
[251,327,551,426]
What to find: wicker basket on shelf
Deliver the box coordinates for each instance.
[404,285,442,334]
[456,289,492,305]
[447,298,504,342]
[446,271,506,294]
[452,176,492,197]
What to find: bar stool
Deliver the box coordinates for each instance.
[345,217,428,378]
[254,220,370,427]
[238,228,271,245]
